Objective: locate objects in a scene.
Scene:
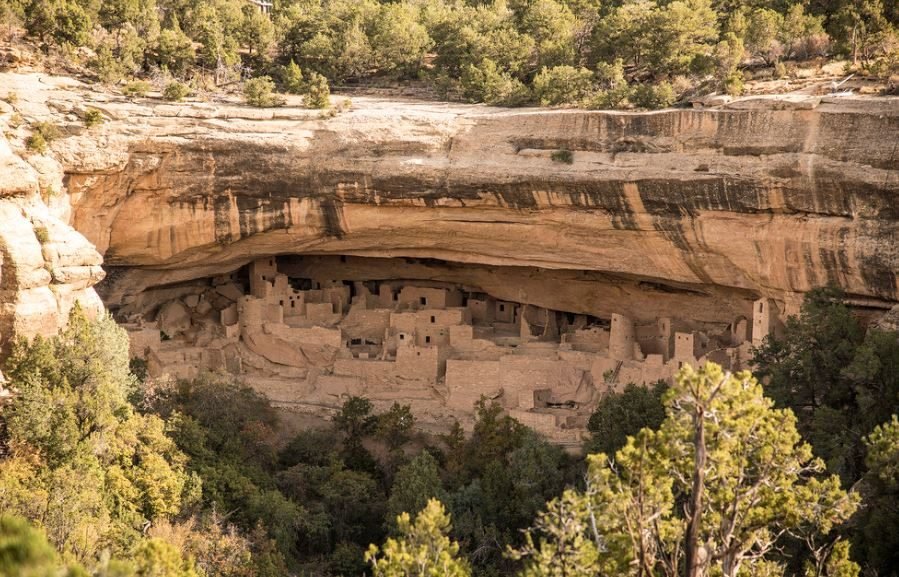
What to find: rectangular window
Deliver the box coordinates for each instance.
[431,316,436,323]
[425,336,431,344]
[420,297,427,306]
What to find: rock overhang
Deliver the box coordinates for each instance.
[1,71,898,351]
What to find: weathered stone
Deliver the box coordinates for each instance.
[0,119,104,358]
[0,71,898,441]
[874,305,899,333]
[6,74,884,325]
[157,300,191,338]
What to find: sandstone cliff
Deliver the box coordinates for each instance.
[0,87,105,358]
[1,72,897,353]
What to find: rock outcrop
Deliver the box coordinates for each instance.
[0,92,105,357]
[1,72,898,354]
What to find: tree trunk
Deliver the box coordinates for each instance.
[685,405,706,577]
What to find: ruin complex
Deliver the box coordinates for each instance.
[2,72,896,447]
[124,255,781,446]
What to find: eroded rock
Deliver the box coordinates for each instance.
[0,71,897,441]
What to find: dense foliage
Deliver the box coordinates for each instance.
[1,0,897,109]
[752,286,899,576]
[585,380,667,456]
[144,382,578,574]
[0,306,199,571]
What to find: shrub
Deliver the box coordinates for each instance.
[779,4,827,60]
[303,71,330,109]
[550,149,573,164]
[4,91,17,104]
[460,58,530,106]
[243,76,283,108]
[714,32,745,94]
[123,80,152,98]
[156,26,196,76]
[584,85,631,109]
[0,515,73,576]
[33,121,61,142]
[90,41,126,84]
[337,98,353,112]
[33,226,49,244]
[630,81,676,109]
[330,542,366,577]
[25,133,47,153]
[163,81,191,102]
[82,108,103,128]
[723,71,744,96]
[746,8,785,65]
[533,65,594,106]
[585,381,667,455]
[774,60,788,79]
[25,121,61,154]
[281,60,304,95]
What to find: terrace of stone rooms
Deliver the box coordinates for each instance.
[122,255,781,448]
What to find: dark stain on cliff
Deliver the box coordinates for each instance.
[213,195,233,245]
[857,223,898,300]
[636,176,768,216]
[818,247,841,287]
[319,197,346,238]
[236,195,292,238]
[803,245,819,287]
[815,111,899,170]
[649,214,714,285]
[860,253,898,300]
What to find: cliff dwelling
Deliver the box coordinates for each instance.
[1,72,897,450]
[118,254,781,446]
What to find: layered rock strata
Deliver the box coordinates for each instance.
[49,84,899,323]
[0,71,897,390]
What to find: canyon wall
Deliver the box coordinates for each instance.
[0,90,105,359]
[1,72,898,355]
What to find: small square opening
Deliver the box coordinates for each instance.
[420,297,427,306]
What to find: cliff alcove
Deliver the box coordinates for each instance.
[1,72,898,443]
[110,253,774,444]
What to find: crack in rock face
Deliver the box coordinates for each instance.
[1,71,897,441]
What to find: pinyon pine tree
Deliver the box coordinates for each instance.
[366,499,469,577]
[514,362,859,577]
